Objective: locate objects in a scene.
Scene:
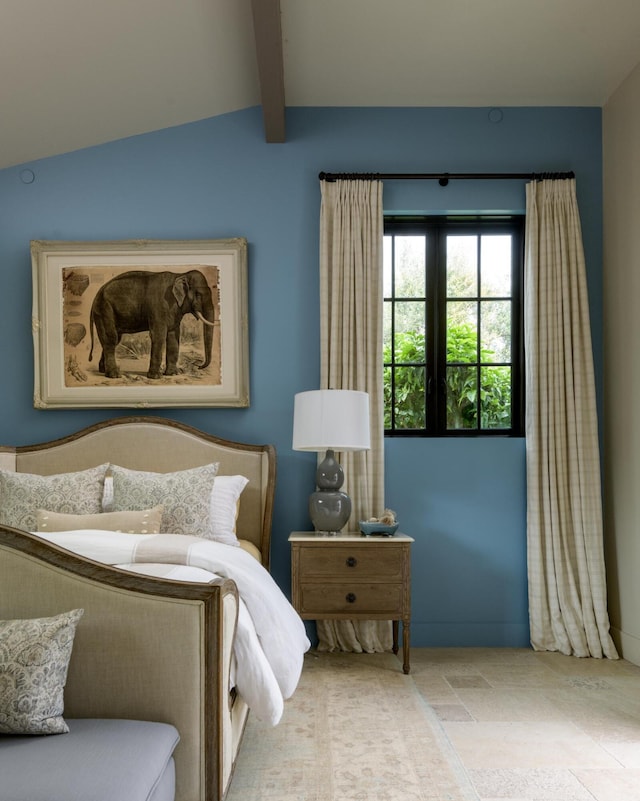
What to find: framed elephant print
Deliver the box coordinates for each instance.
[31,238,249,408]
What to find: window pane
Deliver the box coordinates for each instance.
[447,301,477,364]
[447,236,477,297]
[395,236,425,298]
[481,235,511,297]
[393,366,426,429]
[446,366,478,429]
[383,235,392,297]
[481,366,512,428]
[394,302,425,362]
[481,300,511,363]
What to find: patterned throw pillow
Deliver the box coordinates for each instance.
[35,505,164,534]
[0,609,84,735]
[0,465,109,531]
[109,463,219,537]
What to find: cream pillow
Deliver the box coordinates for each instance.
[36,506,164,534]
[208,475,249,545]
[109,463,219,537]
[0,609,84,735]
[0,464,109,532]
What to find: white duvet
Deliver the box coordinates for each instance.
[33,530,310,726]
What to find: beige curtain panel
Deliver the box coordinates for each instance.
[524,178,618,659]
[317,178,391,653]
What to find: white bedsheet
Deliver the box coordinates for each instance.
[33,530,310,726]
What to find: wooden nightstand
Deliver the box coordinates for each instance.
[289,531,413,673]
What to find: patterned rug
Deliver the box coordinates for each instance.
[227,650,480,801]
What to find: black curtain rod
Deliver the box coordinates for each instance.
[318,171,574,187]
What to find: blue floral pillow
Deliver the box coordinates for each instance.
[109,462,219,537]
[0,609,84,735]
[0,465,109,531]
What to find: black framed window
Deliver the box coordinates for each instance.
[384,216,524,436]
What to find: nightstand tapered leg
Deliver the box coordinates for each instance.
[392,620,399,654]
[402,619,410,674]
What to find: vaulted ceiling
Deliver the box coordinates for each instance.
[2,0,639,170]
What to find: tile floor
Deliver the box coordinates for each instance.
[410,647,640,801]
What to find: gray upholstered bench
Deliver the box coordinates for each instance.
[0,718,180,801]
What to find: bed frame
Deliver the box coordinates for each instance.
[0,416,277,801]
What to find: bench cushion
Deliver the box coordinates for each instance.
[0,718,179,801]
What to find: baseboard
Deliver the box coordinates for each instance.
[611,626,640,666]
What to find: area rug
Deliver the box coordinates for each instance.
[226,650,480,801]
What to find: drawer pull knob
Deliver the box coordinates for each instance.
[346,556,358,567]
[346,592,357,603]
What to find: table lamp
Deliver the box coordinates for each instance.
[292,389,371,533]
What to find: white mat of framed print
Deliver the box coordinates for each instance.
[31,238,249,408]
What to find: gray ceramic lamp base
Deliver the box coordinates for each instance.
[309,448,352,533]
[309,490,351,533]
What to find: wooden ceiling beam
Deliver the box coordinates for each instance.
[251,0,286,143]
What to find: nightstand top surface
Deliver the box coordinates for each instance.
[289,531,414,543]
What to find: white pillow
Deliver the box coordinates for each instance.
[0,464,109,532]
[109,463,219,538]
[102,476,114,511]
[209,475,249,546]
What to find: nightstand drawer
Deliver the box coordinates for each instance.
[298,544,404,580]
[297,582,404,615]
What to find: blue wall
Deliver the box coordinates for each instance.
[0,106,603,647]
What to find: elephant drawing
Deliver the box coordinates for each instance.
[89,269,216,379]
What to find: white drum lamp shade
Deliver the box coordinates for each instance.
[292,390,371,453]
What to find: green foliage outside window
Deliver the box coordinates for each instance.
[383,329,425,429]
[384,322,512,431]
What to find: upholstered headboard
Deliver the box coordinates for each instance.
[0,416,276,568]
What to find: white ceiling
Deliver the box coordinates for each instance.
[2,0,640,170]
